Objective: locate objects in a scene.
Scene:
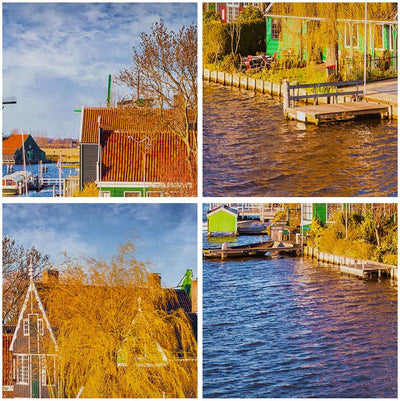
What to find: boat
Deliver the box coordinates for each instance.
[203,240,274,259]
[237,220,268,235]
[2,171,32,196]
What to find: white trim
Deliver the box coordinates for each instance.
[78,106,85,142]
[15,354,29,385]
[10,281,58,352]
[23,319,29,336]
[95,180,165,188]
[206,205,238,218]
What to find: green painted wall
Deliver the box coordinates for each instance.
[313,203,327,225]
[98,186,158,197]
[208,210,237,235]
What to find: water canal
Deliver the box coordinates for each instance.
[2,163,78,197]
[203,83,397,197]
[203,238,397,398]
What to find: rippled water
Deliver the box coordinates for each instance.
[203,254,397,398]
[203,83,397,196]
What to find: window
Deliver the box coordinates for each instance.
[41,355,56,386]
[16,355,29,384]
[271,18,281,40]
[147,191,163,197]
[99,191,111,197]
[374,24,384,50]
[38,319,44,336]
[124,191,141,197]
[303,204,313,222]
[23,319,29,336]
[345,23,359,48]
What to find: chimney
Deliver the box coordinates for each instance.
[191,279,198,313]
[148,273,161,289]
[41,269,59,284]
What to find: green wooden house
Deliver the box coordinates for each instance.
[301,203,352,230]
[265,10,397,65]
[206,205,238,237]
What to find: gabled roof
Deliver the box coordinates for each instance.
[100,130,190,183]
[9,278,57,351]
[80,107,194,144]
[206,204,238,218]
[2,134,29,155]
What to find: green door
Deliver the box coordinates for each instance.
[31,355,40,398]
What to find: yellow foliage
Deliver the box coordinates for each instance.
[44,241,197,397]
[71,182,99,197]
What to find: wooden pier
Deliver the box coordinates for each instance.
[286,101,390,125]
[304,246,397,279]
[283,80,390,125]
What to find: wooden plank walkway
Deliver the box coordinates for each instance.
[286,101,390,125]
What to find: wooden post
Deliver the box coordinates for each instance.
[282,79,289,115]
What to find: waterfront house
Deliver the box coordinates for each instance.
[3,134,46,165]
[265,6,397,67]
[206,205,238,236]
[9,267,197,398]
[79,107,195,197]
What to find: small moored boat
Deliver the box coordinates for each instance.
[2,171,31,196]
[203,240,274,259]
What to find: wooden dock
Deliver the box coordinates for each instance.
[283,80,391,125]
[286,101,390,125]
[340,263,394,279]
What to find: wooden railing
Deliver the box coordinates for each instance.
[283,80,364,111]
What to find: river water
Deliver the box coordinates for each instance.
[2,163,78,197]
[203,83,397,197]
[203,239,397,397]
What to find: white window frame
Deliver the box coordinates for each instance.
[303,204,313,222]
[16,355,29,385]
[38,318,44,336]
[345,22,359,48]
[99,190,111,197]
[124,191,142,197]
[271,18,281,41]
[374,24,385,50]
[23,319,29,336]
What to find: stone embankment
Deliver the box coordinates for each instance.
[304,246,397,280]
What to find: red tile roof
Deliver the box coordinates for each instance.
[81,107,196,183]
[81,107,181,144]
[100,130,190,182]
[2,134,29,155]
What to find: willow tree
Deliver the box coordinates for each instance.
[117,20,197,194]
[270,3,397,68]
[45,241,197,398]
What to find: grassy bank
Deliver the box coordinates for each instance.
[307,210,397,266]
[43,148,79,163]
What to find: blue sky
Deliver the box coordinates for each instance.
[3,203,197,287]
[3,3,197,139]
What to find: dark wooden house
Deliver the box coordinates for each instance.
[3,134,46,164]
[9,268,197,398]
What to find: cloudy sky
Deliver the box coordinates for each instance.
[3,2,197,138]
[3,203,197,287]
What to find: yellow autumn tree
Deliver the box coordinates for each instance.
[44,240,197,398]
